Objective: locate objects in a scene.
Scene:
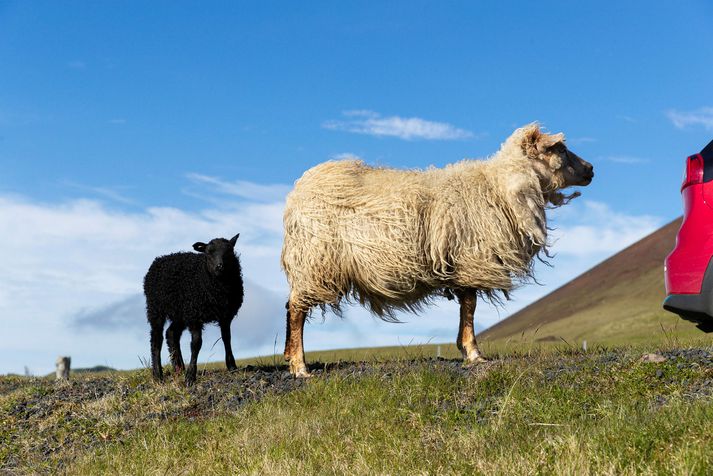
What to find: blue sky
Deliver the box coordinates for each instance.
[1,1,712,374]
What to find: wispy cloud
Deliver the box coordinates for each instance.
[599,155,650,164]
[185,174,291,203]
[323,110,474,141]
[617,115,637,123]
[108,118,127,125]
[568,137,596,145]
[331,152,362,160]
[667,107,713,131]
[67,60,86,70]
[62,181,138,205]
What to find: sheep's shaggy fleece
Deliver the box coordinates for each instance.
[281,124,589,319]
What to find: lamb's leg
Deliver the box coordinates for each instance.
[220,320,237,371]
[165,322,185,373]
[149,319,165,382]
[455,289,487,364]
[284,301,311,378]
[185,327,203,386]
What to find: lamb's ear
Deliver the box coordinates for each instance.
[229,233,240,247]
[193,242,207,253]
[536,132,565,153]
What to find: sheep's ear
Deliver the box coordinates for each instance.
[521,124,542,158]
[229,233,240,247]
[536,132,565,153]
[193,242,207,253]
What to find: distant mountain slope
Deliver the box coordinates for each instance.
[479,217,705,345]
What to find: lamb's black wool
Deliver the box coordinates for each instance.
[144,234,243,385]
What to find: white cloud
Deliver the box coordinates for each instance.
[0,189,288,375]
[108,118,127,124]
[667,107,713,131]
[0,172,662,375]
[548,201,661,256]
[323,110,474,140]
[497,200,663,317]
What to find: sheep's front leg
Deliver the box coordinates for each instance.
[284,301,311,378]
[219,320,237,372]
[185,327,203,386]
[455,289,487,364]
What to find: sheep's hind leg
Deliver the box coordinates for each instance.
[185,327,203,386]
[285,301,311,378]
[219,320,237,372]
[166,322,185,374]
[455,289,488,364]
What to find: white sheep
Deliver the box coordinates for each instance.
[281,124,594,377]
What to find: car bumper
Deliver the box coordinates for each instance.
[664,257,713,332]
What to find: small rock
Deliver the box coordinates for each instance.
[641,353,667,363]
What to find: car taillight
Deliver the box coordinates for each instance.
[682,154,704,191]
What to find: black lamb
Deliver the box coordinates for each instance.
[144,234,243,385]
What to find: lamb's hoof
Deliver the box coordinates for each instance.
[184,373,197,387]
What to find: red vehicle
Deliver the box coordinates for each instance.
[664,139,713,332]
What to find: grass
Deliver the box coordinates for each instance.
[2,340,712,475]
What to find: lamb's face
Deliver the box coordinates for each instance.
[193,234,240,277]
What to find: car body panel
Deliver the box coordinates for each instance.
[663,141,713,332]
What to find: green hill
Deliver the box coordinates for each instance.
[479,217,707,346]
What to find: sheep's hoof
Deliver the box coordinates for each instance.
[295,368,312,379]
[463,355,489,367]
[290,362,312,379]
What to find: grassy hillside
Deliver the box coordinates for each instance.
[480,218,707,346]
[2,342,713,474]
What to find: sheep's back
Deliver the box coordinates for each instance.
[282,160,440,312]
[144,253,242,324]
